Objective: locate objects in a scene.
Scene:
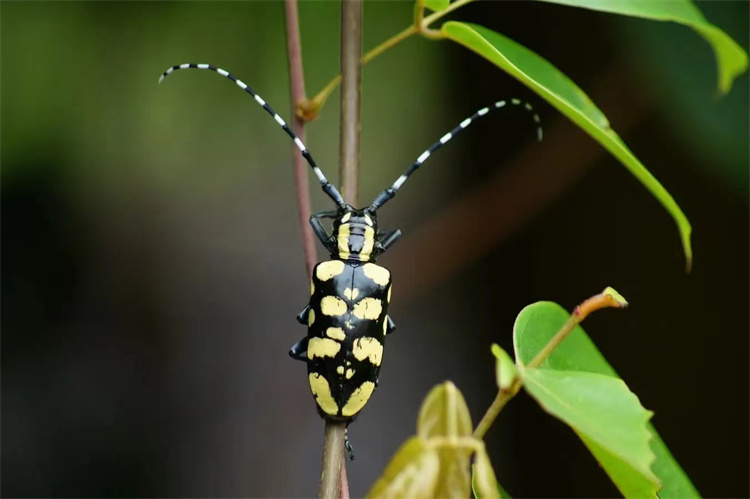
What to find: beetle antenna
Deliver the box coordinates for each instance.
[159,64,346,208]
[368,99,542,212]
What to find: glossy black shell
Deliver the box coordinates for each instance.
[307,260,392,421]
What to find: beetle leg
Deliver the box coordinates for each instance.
[345,427,355,461]
[289,336,309,362]
[312,209,339,219]
[310,210,338,251]
[385,315,396,335]
[296,305,311,325]
[375,228,402,254]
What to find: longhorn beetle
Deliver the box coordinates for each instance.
[159,63,542,426]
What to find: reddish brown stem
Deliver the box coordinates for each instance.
[339,460,350,499]
[285,0,317,278]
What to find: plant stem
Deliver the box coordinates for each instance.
[527,288,627,370]
[421,0,476,27]
[339,459,350,499]
[526,314,581,370]
[320,421,347,499]
[473,288,628,439]
[473,381,521,440]
[338,0,363,204]
[474,313,584,439]
[309,0,477,111]
[361,24,417,66]
[474,314,585,439]
[284,0,317,277]
[310,25,414,111]
[475,313,583,439]
[319,1,363,497]
[285,2,350,494]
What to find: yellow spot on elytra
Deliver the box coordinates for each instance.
[345,368,355,379]
[387,283,392,302]
[310,280,315,296]
[337,223,351,260]
[341,381,376,416]
[307,337,341,360]
[363,263,390,286]
[363,214,373,226]
[316,260,345,281]
[337,365,345,375]
[309,373,339,416]
[383,318,388,335]
[353,337,384,365]
[321,296,347,316]
[308,309,315,326]
[352,298,382,320]
[343,287,360,301]
[326,327,346,341]
[341,212,351,223]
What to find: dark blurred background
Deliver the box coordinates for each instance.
[2,1,747,497]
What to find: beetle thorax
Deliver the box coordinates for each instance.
[333,209,378,262]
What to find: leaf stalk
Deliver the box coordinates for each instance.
[473,379,522,440]
[474,288,628,440]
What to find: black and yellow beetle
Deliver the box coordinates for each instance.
[290,207,397,422]
[159,63,541,423]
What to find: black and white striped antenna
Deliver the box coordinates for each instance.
[159,63,346,208]
[368,99,542,213]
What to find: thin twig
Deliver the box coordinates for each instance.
[474,308,592,439]
[320,422,347,499]
[285,0,317,277]
[339,458,350,499]
[338,0,363,204]
[473,288,628,440]
[472,312,583,440]
[310,0,476,110]
[473,381,521,440]
[308,24,415,114]
[319,2,363,497]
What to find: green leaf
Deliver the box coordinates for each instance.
[423,0,450,12]
[434,445,473,499]
[602,286,629,308]
[471,451,502,499]
[491,344,517,390]
[441,22,693,269]
[472,463,511,499]
[367,437,440,499]
[649,430,700,499]
[416,382,474,498]
[514,301,700,497]
[417,381,473,438]
[521,368,660,498]
[369,382,482,499]
[533,0,748,94]
[514,302,617,374]
[578,432,658,498]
